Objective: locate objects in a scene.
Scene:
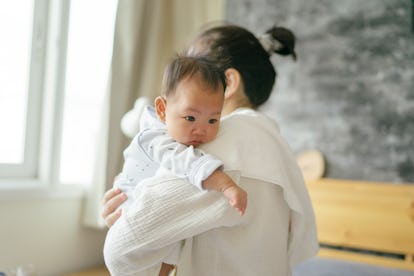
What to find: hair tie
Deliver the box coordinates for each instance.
[258,33,284,54]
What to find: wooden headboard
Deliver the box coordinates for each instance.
[306,178,414,271]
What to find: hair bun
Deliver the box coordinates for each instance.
[259,26,297,60]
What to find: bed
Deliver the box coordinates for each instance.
[294,177,414,276]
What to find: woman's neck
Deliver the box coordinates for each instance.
[222,97,253,116]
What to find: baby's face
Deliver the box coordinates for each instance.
[162,76,224,147]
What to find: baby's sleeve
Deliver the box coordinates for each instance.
[137,128,223,190]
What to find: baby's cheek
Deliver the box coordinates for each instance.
[207,129,220,142]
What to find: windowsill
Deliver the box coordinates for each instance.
[0,179,86,201]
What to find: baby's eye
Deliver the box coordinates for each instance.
[208,119,218,124]
[185,116,195,122]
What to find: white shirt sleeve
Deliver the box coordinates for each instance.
[103,169,242,275]
[137,127,223,190]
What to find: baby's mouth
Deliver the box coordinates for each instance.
[188,140,202,147]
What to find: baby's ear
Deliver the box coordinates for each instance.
[154,96,167,121]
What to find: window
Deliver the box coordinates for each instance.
[0,0,118,187]
[0,0,41,178]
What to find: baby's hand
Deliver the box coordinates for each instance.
[202,170,247,215]
[222,185,247,216]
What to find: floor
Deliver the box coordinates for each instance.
[293,257,414,276]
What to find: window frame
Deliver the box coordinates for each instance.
[0,0,49,178]
[0,0,117,196]
[38,0,71,187]
[0,0,70,188]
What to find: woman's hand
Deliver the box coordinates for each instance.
[101,187,127,228]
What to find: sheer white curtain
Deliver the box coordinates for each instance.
[83,0,224,228]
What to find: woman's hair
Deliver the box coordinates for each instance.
[161,55,226,97]
[186,24,296,108]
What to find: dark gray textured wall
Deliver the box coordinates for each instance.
[226,0,414,183]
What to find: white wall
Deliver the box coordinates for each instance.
[0,194,107,275]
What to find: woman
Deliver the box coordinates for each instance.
[103,24,319,276]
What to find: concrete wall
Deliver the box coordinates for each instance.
[227,0,414,183]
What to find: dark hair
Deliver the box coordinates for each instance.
[187,24,296,108]
[161,55,226,97]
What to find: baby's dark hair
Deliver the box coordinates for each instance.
[187,24,296,108]
[161,55,226,97]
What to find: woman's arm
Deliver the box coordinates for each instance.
[103,169,243,274]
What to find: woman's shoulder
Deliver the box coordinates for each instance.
[221,108,280,133]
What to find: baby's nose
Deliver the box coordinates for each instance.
[192,125,207,136]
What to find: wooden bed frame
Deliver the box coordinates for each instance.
[306,178,414,271]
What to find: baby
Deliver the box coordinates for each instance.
[113,55,247,217]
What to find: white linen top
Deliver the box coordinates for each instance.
[114,106,223,208]
[104,108,319,276]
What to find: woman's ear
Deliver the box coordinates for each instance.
[224,68,241,100]
[154,96,167,122]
